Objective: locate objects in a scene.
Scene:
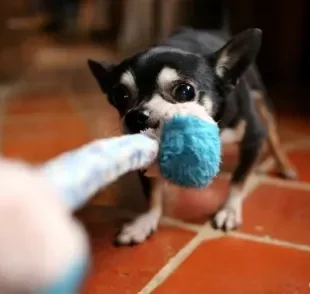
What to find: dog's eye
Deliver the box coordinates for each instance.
[173,83,196,102]
[112,84,130,108]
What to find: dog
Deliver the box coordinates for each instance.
[88,26,297,245]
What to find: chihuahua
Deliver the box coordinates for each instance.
[88,27,297,245]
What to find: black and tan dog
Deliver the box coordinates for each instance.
[88,26,297,245]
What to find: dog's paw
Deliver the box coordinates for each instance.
[280,168,298,180]
[213,201,242,231]
[115,210,161,245]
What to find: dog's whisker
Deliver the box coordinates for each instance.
[106,127,121,137]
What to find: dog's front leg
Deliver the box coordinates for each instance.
[214,127,265,231]
[116,179,163,245]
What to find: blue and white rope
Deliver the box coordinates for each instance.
[41,134,158,210]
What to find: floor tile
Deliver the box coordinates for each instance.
[242,184,310,244]
[276,113,310,138]
[163,177,229,222]
[285,149,310,183]
[268,149,310,183]
[3,114,88,137]
[74,92,108,110]
[83,108,120,139]
[6,92,74,116]
[80,217,195,294]
[3,132,91,163]
[154,237,310,294]
[276,123,308,144]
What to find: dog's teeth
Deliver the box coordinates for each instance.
[141,128,158,140]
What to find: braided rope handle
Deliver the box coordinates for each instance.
[40,134,158,210]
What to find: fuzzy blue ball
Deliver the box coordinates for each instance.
[158,115,221,188]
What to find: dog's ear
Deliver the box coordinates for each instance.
[211,28,262,85]
[88,59,114,93]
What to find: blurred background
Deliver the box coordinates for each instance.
[1,0,310,109]
[0,0,309,209]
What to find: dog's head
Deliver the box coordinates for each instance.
[88,29,261,134]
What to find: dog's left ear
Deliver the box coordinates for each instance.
[211,28,262,85]
[88,59,114,93]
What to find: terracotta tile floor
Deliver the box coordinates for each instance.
[1,50,310,293]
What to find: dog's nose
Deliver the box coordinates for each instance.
[124,109,150,133]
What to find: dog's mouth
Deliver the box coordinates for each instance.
[142,120,160,132]
[123,119,160,135]
[135,122,161,175]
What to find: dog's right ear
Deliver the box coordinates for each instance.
[210,29,262,86]
[88,59,114,93]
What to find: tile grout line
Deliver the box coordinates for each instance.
[139,177,260,293]
[283,139,310,151]
[159,174,310,247]
[229,231,310,252]
[141,218,310,294]
[138,225,223,294]
[139,173,310,292]
[229,174,310,251]
[161,217,201,233]
[258,175,310,191]
[259,138,310,172]
[224,166,310,193]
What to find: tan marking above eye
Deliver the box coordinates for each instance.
[120,70,137,93]
[157,67,180,89]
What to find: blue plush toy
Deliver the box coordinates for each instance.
[159,115,221,188]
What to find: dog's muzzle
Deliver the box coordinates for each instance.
[124,108,159,134]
